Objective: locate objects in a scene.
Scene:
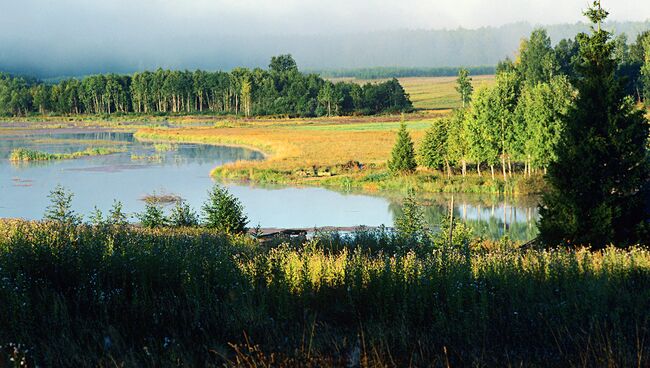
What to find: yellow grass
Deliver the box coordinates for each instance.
[398,75,495,110]
[333,75,496,110]
[136,116,432,174]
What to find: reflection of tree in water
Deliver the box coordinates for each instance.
[166,145,264,165]
[389,194,540,241]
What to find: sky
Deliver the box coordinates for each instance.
[0,0,648,76]
[2,0,646,35]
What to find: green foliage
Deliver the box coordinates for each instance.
[641,36,650,105]
[108,200,129,227]
[0,56,412,117]
[169,200,199,227]
[9,147,125,161]
[455,68,473,107]
[516,75,575,170]
[138,199,167,228]
[539,4,650,248]
[517,28,558,86]
[418,117,449,170]
[43,185,81,227]
[394,190,426,240]
[388,121,417,174]
[202,184,248,234]
[269,54,298,74]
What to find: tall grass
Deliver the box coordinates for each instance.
[0,220,648,366]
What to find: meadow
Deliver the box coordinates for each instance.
[0,219,648,366]
[134,112,544,196]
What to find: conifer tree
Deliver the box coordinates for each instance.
[539,1,650,248]
[388,121,417,174]
[202,184,248,234]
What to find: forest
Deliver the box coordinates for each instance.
[417,28,650,180]
[0,55,412,117]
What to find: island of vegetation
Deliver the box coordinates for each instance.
[9,147,126,161]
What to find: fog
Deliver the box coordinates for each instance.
[0,0,648,77]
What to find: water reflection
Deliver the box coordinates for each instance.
[0,131,541,240]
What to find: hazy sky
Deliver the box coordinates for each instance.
[2,0,648,36]
[1,0,648,77]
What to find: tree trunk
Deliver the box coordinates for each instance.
[490,165,495,180]
[477,162,481,177]
[462,160,467,177]
[446,160,452,179]
[508,157,512,177]
[501,155,507,182]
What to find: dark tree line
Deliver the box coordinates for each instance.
[0,55,412,117]
[315,66,496,79]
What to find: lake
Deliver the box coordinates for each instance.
[0,131,539,240]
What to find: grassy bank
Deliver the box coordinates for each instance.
[9,147,126,161]
[135,120,545,195]
[0,220,648,366]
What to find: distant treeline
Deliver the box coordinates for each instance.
[0,55,412,117]
[315,66,496,80]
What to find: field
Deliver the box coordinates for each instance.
[135,111,542,195]
[328,75,495,111]
[1,220,648,366]
[395,75,495,110]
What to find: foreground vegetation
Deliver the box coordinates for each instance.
[9,147,126,161]
[0,219,648,367]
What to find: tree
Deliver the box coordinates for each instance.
[517,28,558,85]
[202,184,248,234]
[169,200,199,227]
[108,200,128,227]
[446,109,470,177]
[269,54,298,74]
[394,190,426,240]
[419,118,450,174]
[138,199,167,228]
[517,76,574,175]
[44,184,81,227]
[641,36,650,106]
[539,2,650,248]
[455,68,473,107]
[465,86,499,178]
[388,121,417,175]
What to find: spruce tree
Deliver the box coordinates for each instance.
[202,184,248,234]
[539,2,649,248]
[388,121,417,174]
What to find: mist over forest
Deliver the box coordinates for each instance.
[2,21,648,79]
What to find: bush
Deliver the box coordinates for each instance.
[202,184,248,234]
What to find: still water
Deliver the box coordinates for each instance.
[0,131,539,240]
